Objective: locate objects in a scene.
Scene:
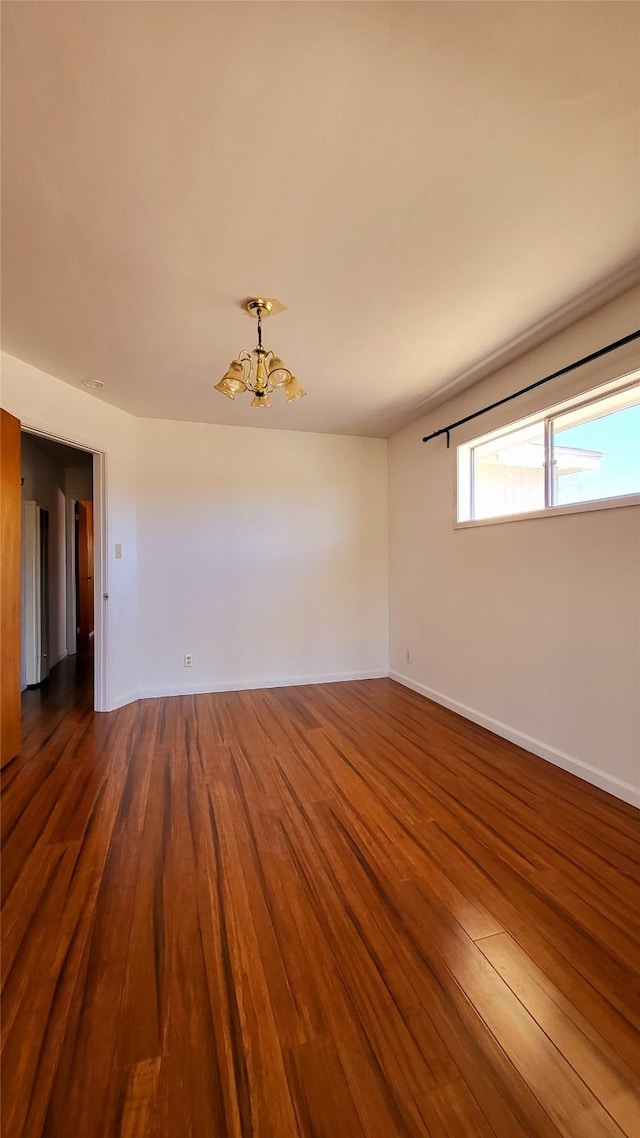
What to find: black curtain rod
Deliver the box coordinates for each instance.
[422,329,640,447]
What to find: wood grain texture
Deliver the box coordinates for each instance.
[76,499,94,652]
[1,408,22,766]
[2,662,640,1137]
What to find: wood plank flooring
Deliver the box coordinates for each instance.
[2,660,640,1137]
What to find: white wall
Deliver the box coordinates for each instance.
[136,418,388,696]
[389,286,640,806]
[1,355,388,708]
[1,353,139,710]
[65,465,93,501]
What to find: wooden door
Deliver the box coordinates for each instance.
[1,409,22,765]
[76,500,94,653]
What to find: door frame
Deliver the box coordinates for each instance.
[20,425,108,712]
[76,499,95,655]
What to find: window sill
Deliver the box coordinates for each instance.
[455,492,640,529]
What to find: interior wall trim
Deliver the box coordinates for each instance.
[104,690,141,712]
[411,258,640,419]
[136,669,389,703]
[389,670,640,809]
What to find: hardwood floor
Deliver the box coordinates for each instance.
[2,662,640,1137]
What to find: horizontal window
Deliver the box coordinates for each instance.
[457,378,640,523]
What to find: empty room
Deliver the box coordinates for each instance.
[1,2,639,1137]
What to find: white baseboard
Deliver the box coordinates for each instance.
[103,669,387,712]
[137,668,388,702]
[390,671,640,809]
[103,690,140,712]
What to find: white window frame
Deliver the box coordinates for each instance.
[456,369,640,528]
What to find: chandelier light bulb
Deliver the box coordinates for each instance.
[213,378,235,399]
[284,375,307,402]
[214,361,247,399]
[267,356,292,387]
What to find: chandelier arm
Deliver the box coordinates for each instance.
[247,355,256,391]
[235,350,251,390]
[264,350,275,394]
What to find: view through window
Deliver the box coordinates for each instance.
[458,380,640,523]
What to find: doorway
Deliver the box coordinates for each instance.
[1,414,107,764]
[20,430,102,710]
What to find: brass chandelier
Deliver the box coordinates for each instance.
[213,298,306,408]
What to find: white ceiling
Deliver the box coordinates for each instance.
[2,2,639,437]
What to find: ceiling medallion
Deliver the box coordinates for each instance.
[213,298,306,408]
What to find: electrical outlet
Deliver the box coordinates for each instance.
[406,650,411,664]
[114,544,122,559]
[184,653,193,668]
